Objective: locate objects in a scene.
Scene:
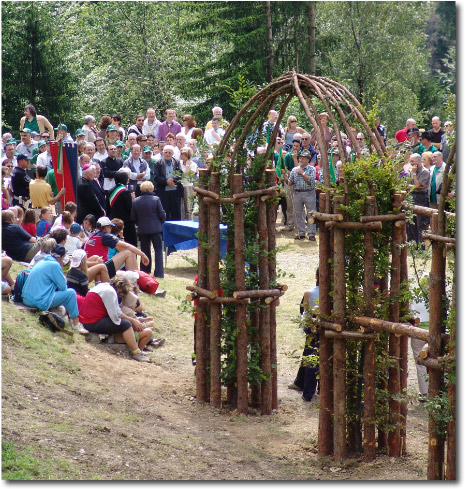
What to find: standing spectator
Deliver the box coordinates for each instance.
[262,110,284,144]
[55,124,74,143]
[127,114,145,137]
[131,181,166,278]
[123,144,150,196]
[15,128,38,160]
[82,115,98,143]
[205,106,229,131]
[122,133,137,160]
[421,151,433,172]
[204,117,225,148]
[90,162,106,211]
[11,154,31,209]
[441,121,454,162]
[20,104,54,139]
[107,170,138,246]
[301,133,318,163]
[395,118,416,143]
[429,152,446,209]
[157,109,182,142]
[30,165,65,215]
[97,115,112,139]
[101,143,123,192]
[410,299,430,401]
[288,149,317,241]
[22,244,88,334]
[309,112,333,152]
[111,115,125,141]
[105,124,119,146]
[375,119,387,145]
[283,116,305,151]
[420,131,438,154]
[2,143,17,169]
[153,145,184,220]
[408,153,430,247]
[36,140,53,169]
[93,138,108,164]
[429,116,444,150]
[142,108,161,139]
[407,128,426,156]
[76,165,105,224]
[180,114,196,139]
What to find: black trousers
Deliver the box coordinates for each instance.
[139,232,164,278]
[159,190,181,221]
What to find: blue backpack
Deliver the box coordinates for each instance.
[13,269,31,303]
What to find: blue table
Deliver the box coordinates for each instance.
[162,221,228,259]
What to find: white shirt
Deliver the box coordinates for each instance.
[37,151,52,168]
[181,127,194,139]
[93,150,108,163]
[204,127,225,146]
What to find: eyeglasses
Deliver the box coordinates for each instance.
[302,137,309,140]
[5,165,13,168]
[289,120,297,123]
[356,138,364,141]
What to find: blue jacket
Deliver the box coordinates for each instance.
[131,192,166,235]
[22,255,69,310]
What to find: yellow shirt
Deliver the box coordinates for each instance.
[29,178,52,208]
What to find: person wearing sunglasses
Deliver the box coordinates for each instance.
[283,116,304,152]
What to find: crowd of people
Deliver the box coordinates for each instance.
[1,103,455,366]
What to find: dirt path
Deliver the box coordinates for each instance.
[1,232,430,480]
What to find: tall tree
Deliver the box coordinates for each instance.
[1,2,78,134]
[265,1,274,82]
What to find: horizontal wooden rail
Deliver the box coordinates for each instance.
[353,316,429,341]
[325,330,378,340]
[360,213,406,223]
[186,285,217,299]
[422,233,456,244]
[232,186,278,199]
[325,221,382,230]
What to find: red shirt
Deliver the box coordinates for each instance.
[395,128,408,143]
[21,222,36,236]
[79,292,108,324]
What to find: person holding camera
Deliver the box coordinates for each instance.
[153,145,183,221]
[122,144,150,197]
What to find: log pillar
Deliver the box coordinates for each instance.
[362,196,376,461]
[427,213,446,479]
[233,174,248,414]
[208,172,222,408]
[332,195,346,462]
[318,192,334,456]
[196,168,210,403]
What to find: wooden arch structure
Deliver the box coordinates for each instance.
[187,71,455,480]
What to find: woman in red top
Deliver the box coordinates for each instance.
[21,209,37,236]
[79,275,152,362]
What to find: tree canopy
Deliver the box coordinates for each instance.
[1,1,455,137]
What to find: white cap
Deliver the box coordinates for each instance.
[97,216,115,227]
[122,270,139,285]
[70,249,87,268]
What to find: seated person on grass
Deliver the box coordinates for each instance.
[66,248,110,298]
[36,206,53,237]
[2,251,14,295]
[29,237,56,268]
[1,209,41,262]
[83,216,149,279]
[79,276,153,362]
[21,244,88,335]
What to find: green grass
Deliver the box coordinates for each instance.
[2,441,52,480]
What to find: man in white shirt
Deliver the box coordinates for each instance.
[93,138,108,163]
[142,108,161,139]
[36,140,53,169]
[204,117,225,148]
[123,144,150,196]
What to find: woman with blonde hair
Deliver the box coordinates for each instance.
[283,116,304,151]
[309,112,334,151]
[421,151,434,171]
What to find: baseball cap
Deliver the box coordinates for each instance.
[51,244,66,258]
[142,145,152,153]
[299,149,311,159]
[106,124,117,132]
[37,139,47,148]
[70,249,87,268]
[31,131,40,137]
[54,123,68,131]
[97,216,115,227]
[6,137,17,144]
[16,153,29,161]
[75,128,85,136]
[20,128,32,134]
[70,222,82,234]
[114,140,125,148]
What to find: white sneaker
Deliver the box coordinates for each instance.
[72,322,89,335]
[132,351,150,363]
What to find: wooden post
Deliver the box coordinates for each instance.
[266,169,279,411]
[388,193,402,457]
[318,193,333,456]
[363,196,376,461]
[233,174,248,415]
[258,181,272,415]
[332,195,346,462]
[196,168,210,403]
[399,213,409,456]
[446,265,456,480]
[427,213,446,479]
[208,172,222,408]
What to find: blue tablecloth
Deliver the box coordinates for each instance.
[162,221,228,257]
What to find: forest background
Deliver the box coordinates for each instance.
[1,1,456,138]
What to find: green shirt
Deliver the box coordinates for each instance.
[284,152,297,172]
[46,168,58,195]
[24,116,40,134]
[410,142,426,155]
